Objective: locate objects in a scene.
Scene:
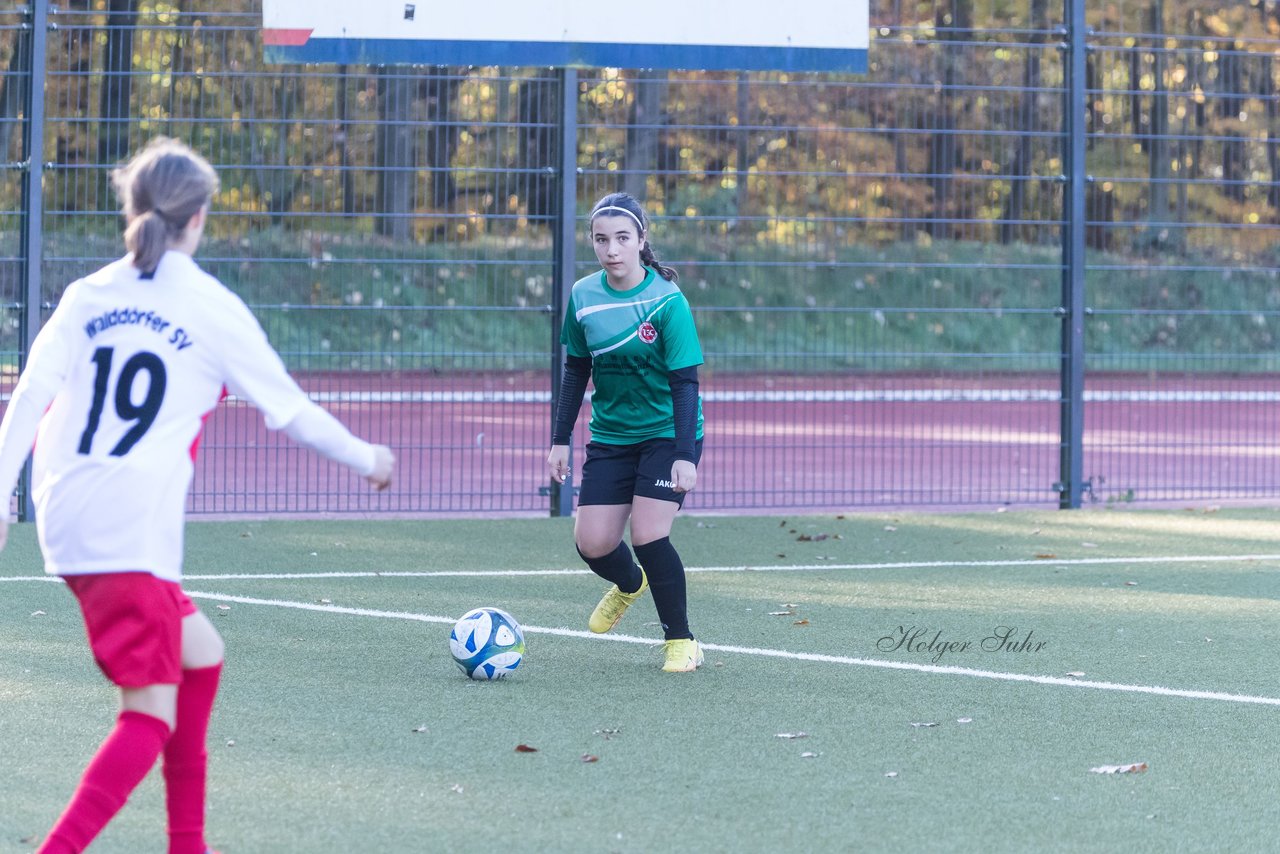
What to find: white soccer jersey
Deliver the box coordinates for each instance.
[0,251,365,581]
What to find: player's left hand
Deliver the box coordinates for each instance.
[366,445,395,491]
[671,460,697,494]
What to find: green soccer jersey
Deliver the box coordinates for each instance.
[561,267,705,445]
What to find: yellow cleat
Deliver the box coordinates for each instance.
[588,570,648,633]
[661,638,704,672]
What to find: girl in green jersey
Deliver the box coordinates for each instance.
[547,192,705,672]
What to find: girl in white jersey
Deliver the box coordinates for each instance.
[0,138,394,854]
[547,192,706,673]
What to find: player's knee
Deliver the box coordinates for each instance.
[121,684,179,729]
[630,519,675,546]
[182,614,225,668]
[206,630,226,663]
[574,536,618,561]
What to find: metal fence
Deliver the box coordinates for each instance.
[3,0,1280,516]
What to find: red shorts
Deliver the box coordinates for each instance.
[64,572,198,688]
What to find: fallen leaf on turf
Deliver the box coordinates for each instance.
[1066,671,1086,678]
[800,752,819,759]
[776,553,787,558]
[775,732,809,740]
[1090,762,1148,775]
[1035,553,1057,560]
[31,610,45,617]
[957,718,973,724]
[1082,542,1098,548]
[450,784,464,794]
[226,740,235,747]
[216,605,231,611]
[319,598,332,604]
[885,771,899,778]
[796,534,812,541]
[780,520,788,527]
[515,744,538,753]
[910,722,939,728]
[883,525,897,532]
[594,728,621,739]
[581,754,599,763]
[768,610,797,616]
[793,619,810,626]
[412,725,428,733]
[1125,581,1138,586]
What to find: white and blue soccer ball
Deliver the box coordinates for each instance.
[449,607,525,680]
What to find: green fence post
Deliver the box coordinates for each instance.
[550,67,579,517]
[18,0,49,523]
[1059,0,1087,509]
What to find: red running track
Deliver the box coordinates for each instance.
[178,371,1280,515]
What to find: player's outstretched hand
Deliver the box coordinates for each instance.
[367,445,395,491]
[671,460,697,494]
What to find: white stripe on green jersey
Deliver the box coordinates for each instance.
[561,267,704,446]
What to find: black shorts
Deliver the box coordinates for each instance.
[578,438,704,507]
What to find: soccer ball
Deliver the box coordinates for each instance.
[449,607,525,680]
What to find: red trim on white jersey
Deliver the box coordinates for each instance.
[189,385,227,462]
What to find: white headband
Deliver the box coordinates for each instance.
[590,205,644,233]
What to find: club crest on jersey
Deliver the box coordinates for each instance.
[638,321,658,344]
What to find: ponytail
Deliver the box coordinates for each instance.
[640,243,678,282]
[123,209,180,274]
[111,137,219,273]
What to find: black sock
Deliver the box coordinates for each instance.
[634,537,691,640]
[577,541,644,593]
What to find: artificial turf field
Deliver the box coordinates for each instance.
[4,507,1280,852]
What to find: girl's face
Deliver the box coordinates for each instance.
[591,214,645,288]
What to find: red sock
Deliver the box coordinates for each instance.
[39,710,171,854]
[163,663,222,854]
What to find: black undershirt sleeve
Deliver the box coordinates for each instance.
[668,365,700,462]
[551,354,592,445]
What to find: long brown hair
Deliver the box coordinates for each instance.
[110,137,219,273]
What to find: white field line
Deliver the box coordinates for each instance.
[10,389,1280,405]
[176,551,1280,579]
[208,389,1280,404]
[2,551,1279,584]
[180,590,1280,708]
[6,566,1278,706]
